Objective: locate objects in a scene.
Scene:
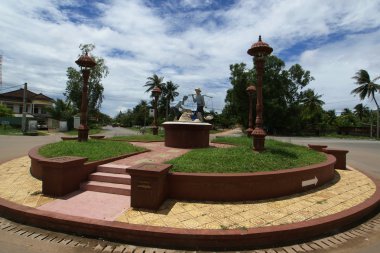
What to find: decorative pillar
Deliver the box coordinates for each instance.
[246,84,256,137]
[247,36,273,151]
[151,86,162,135]
[75,52,97,142]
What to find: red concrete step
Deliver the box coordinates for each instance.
[89,172,131,184]
[97,164,130,174]
[80,181,131,195]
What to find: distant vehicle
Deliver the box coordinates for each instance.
[37,122,48,130]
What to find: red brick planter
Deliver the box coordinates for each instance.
[162,122,212,148]
[61,136,78,141]
[89,135,105,139]
[168,154,336,201]
[308,144,328,152]
[322,148,349,169]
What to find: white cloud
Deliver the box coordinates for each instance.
[1,0,379,117]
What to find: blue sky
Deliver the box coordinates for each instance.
[1,0,380,116]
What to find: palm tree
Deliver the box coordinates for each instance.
[354,103,370,121]
[300,89,325,115]
[300,89,325,135]
[351,69,380,138]
[48,99,76,121]
[162,81,179,120]
[144,74,164,96]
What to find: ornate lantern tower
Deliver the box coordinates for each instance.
[247,36,273,151]
[75,51,97,142]
[151,86,162,135]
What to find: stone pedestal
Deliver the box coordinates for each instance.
[39,156,88,197]
[162,122,212,148]
[322,148,349,169]
[126,163,172,210]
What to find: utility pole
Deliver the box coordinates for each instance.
[21,82,27,133]
[0,55,3,87]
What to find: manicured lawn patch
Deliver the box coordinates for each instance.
[39,140,145,162]
[111,133,164,142]
[167,136,326,173]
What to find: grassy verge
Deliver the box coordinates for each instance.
[111,133,164,142]
[0,126,23,135]
[167,136,326,173]
[322,133,378,140]
[39,140,145,162]
[0,127,49,136]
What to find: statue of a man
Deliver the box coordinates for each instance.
[192,88,205,120]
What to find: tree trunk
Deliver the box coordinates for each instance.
[165,99,169,121]
[377,108,379,139]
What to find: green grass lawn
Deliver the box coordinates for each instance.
[167,136,326,173]
[0,126,23,135]
[111,133,164,142]
[0,126,49,136]
[39,140,145,162]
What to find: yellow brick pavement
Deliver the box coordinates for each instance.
[0,157,54,207]
[116,169,376,229]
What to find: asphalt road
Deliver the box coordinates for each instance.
[0,133,379,252]
[269,136,380,180]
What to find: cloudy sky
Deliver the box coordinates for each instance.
[1,0,380,116]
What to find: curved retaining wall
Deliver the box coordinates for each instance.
[168,154,336,201]
[0,172,379,250]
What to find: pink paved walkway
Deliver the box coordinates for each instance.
[110,142,191,166]
[38,191,130,221]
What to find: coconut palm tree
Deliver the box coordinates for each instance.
[351,69,380,138]
[354,103,370,121]
[144,74,164,96]
[300,89,325,135]
[162,81,179,120]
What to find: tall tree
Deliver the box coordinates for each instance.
[47,99,76,121]
[299,89,324,134]
[64,44,109,117]
[351,69,380,138]
[144,74,165,96]
[353,103,370,121]
[223,56,315,134]
[0,104,13,117]
[162,81,179,120]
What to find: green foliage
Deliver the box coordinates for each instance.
[161,81,179,120]
[167,137,325,173]
[39,140,145,162]
[144,74,180,121]
[115,100,151,127]
[111,133,164,141]
[351,70,380,108]
[223,55,316,134]
[47,99,76,121]
[0,104,13,117]
[64,44,109,117]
